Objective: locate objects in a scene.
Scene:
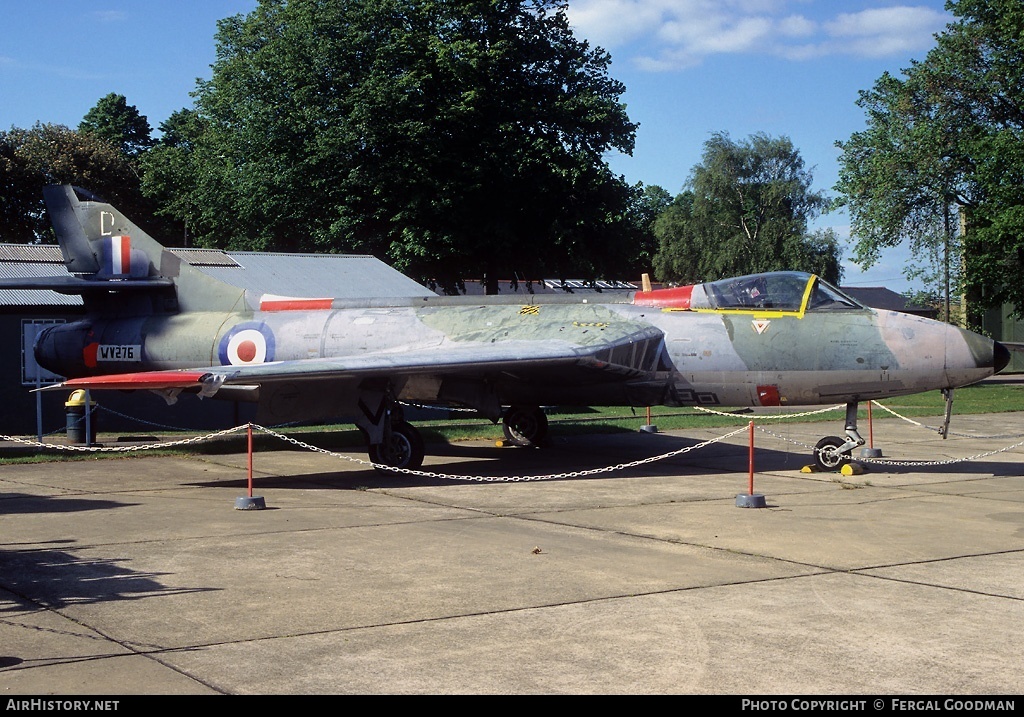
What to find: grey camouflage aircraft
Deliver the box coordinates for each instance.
[3,186,1012,471]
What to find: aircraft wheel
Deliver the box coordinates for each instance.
[369,422,425,472]
[502,405,549,447]
[814,436,850,471]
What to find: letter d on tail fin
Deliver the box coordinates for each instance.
[40,185,246,313]
[44,185,101,275]
[43,185,164,280]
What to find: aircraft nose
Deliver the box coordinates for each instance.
[942,324,1010,388]
[994,340,1011,374]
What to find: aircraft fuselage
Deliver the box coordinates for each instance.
[35,288,1006,423]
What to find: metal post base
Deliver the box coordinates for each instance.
[736,493,767,508]
[234,496,266,510]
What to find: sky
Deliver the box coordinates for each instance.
[0,0,955,292]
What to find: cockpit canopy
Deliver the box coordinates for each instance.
[633,271,865,313]
[704,272,863,312]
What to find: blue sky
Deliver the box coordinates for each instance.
[0,0,953,292]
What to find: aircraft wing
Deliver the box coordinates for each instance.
[52,324,666,421]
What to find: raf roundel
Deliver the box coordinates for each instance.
[218,322,276,366]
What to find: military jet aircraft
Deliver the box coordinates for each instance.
[3,185,1012,471]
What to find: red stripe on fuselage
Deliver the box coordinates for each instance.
[260,297,334,312]
[633,285,694,309]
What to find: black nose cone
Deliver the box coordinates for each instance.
[994,341,1012,374]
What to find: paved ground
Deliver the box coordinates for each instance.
[1,407,1022,695]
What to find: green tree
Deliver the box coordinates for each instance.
[624,183,671,278]
[79,93,154,159]
[0,136,40,242]
[834,0,1024,318]
[653,132,841,284]
[0,123,142,243]
[651,190,700,284]
[157,0,638,292]
[140,109,215,246]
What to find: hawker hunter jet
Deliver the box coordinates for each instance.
[2,186,1011,470]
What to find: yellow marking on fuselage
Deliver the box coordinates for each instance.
[665,307,806,319]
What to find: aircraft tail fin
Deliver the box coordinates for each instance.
[45,185,167,280]
[39,185,245,313]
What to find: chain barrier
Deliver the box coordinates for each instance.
[867,400,1024,440]
[253,423,751,481]
[696,400,1024,468]
[0,424,249,453]
[695,404,844,419]
[753,422,1024,467]
[29,404,105,439]
[0,418,750,481]
[5,398,1022,473]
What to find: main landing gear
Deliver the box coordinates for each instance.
[501,405,549,447]
[369,420,425,472]
[357,391,425,472]
[813,402,865,471]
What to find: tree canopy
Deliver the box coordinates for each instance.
[653,132,841,285]
[79,93,155,159]
[142,0,641,292]
[834,0,1024,317]
[0,123,143,243]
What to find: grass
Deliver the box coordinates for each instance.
[3,379,1023,463]
[418,380,1024,439]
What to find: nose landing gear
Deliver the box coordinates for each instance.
[813,402,866,471]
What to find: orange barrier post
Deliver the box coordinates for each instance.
[861,402,883,458]
[640,406,658,433]
[235,423,266,510]
[247,422,254,497]
[736,420,766,508]
[869,402,876,449]
[748,420,755,495]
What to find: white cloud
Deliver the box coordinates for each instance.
[566,0,672,47]
[777,14,816,38]
[566,0,950,71]
[826,6,944,38]
[824,7,950,57]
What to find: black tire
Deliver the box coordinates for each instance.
[502,405,549,447]
[368,421,425,471]
[814,436,850,471]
